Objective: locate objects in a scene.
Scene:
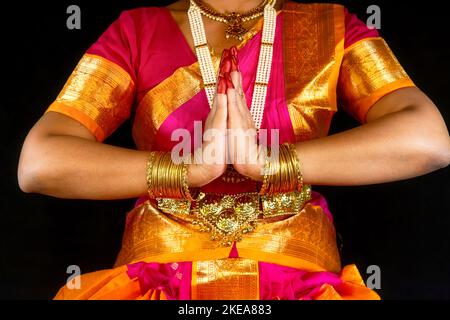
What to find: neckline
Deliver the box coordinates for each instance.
[161,6,281,61]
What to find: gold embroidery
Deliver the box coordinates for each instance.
[192,259,259,300]
[46,54,135,142]
[155,186,312,246]
[283,3,345,141]
[338,37,415,123]
[261,186,312,218]
[237,202,341,273]
[114,187,340,273]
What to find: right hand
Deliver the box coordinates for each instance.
[187,51,230,188]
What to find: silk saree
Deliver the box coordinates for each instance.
[47,1,415,300]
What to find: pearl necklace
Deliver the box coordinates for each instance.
[188,0,277,130]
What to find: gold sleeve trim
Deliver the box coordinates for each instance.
[339,37,415,123]
[46,54,135,141]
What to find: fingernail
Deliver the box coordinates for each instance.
[230,47,240,72]
[221,49,229,59]
[217,75,227,94]
[230,46,238,57]
[231,55,239,72]
[221,49,230,65]
[224,57,232,73]
[218,49,229,75]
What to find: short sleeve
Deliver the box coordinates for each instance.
[338,9,416,123]
[45,11,137,142]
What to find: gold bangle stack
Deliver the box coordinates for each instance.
[259,143,303,196]
[146,152,198,201]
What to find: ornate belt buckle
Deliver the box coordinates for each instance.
[156,186,313,247]
[194,192,260,246]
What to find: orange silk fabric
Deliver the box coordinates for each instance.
[53,262,379,300]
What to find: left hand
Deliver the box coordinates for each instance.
[225,47,264,181]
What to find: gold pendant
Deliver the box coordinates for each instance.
[225,13,248,40]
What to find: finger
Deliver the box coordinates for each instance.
[229,47,247,114]
[213,93,228,129]
[229,47,242,92]
[226,74,240,126]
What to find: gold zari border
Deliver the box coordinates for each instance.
[46,54,135,141]
[339,37,415,123]
[192,259,260,300]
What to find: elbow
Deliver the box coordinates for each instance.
[418,136,450,172]
[17,156,46,194]
[17,140,54,194]
[431,146,450,170]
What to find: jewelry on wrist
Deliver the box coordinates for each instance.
[259,143,304,195]
[146,152,199,200]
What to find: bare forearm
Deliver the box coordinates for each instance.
[19,135,149,200]
[297,107,450,186]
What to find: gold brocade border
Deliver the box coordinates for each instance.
[114,200,341,274]
[132,60,214,150]
[338,37,415,123]
[236,203,341,273]
[46,54,135,142]
[192,259,260,300]
[283,3,345,142]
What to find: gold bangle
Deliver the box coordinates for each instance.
[147,151,199,201]
[259,146,271,196]
[182,162,198,201]
[160,153,169,198]
[152,152,165,198]
[146,152,156,199]
[275,144,287,194]
[281,144,294,193]
[147,151,164,199]
[288,143,303,191]
[285,144,297,192]
[268,145,281,195]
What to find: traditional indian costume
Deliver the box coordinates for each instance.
[47,1,415,300]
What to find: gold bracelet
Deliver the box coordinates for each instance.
[146,152,157,199]
[285,144,297,192]
[276,144,287,193]
[259,143,304,196]
[259,146,271,196]
[152,152,165,198]
[146,151,199,200]
[288,143,303,192]
[147,151,162,198]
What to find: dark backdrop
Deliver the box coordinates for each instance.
[1,0,449,300]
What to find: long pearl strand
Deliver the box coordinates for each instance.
[188,0,277,130]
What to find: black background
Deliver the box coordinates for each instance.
[1,0,449,300]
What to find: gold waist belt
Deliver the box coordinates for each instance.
[115,186,341,274]
[156,185,313,246]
